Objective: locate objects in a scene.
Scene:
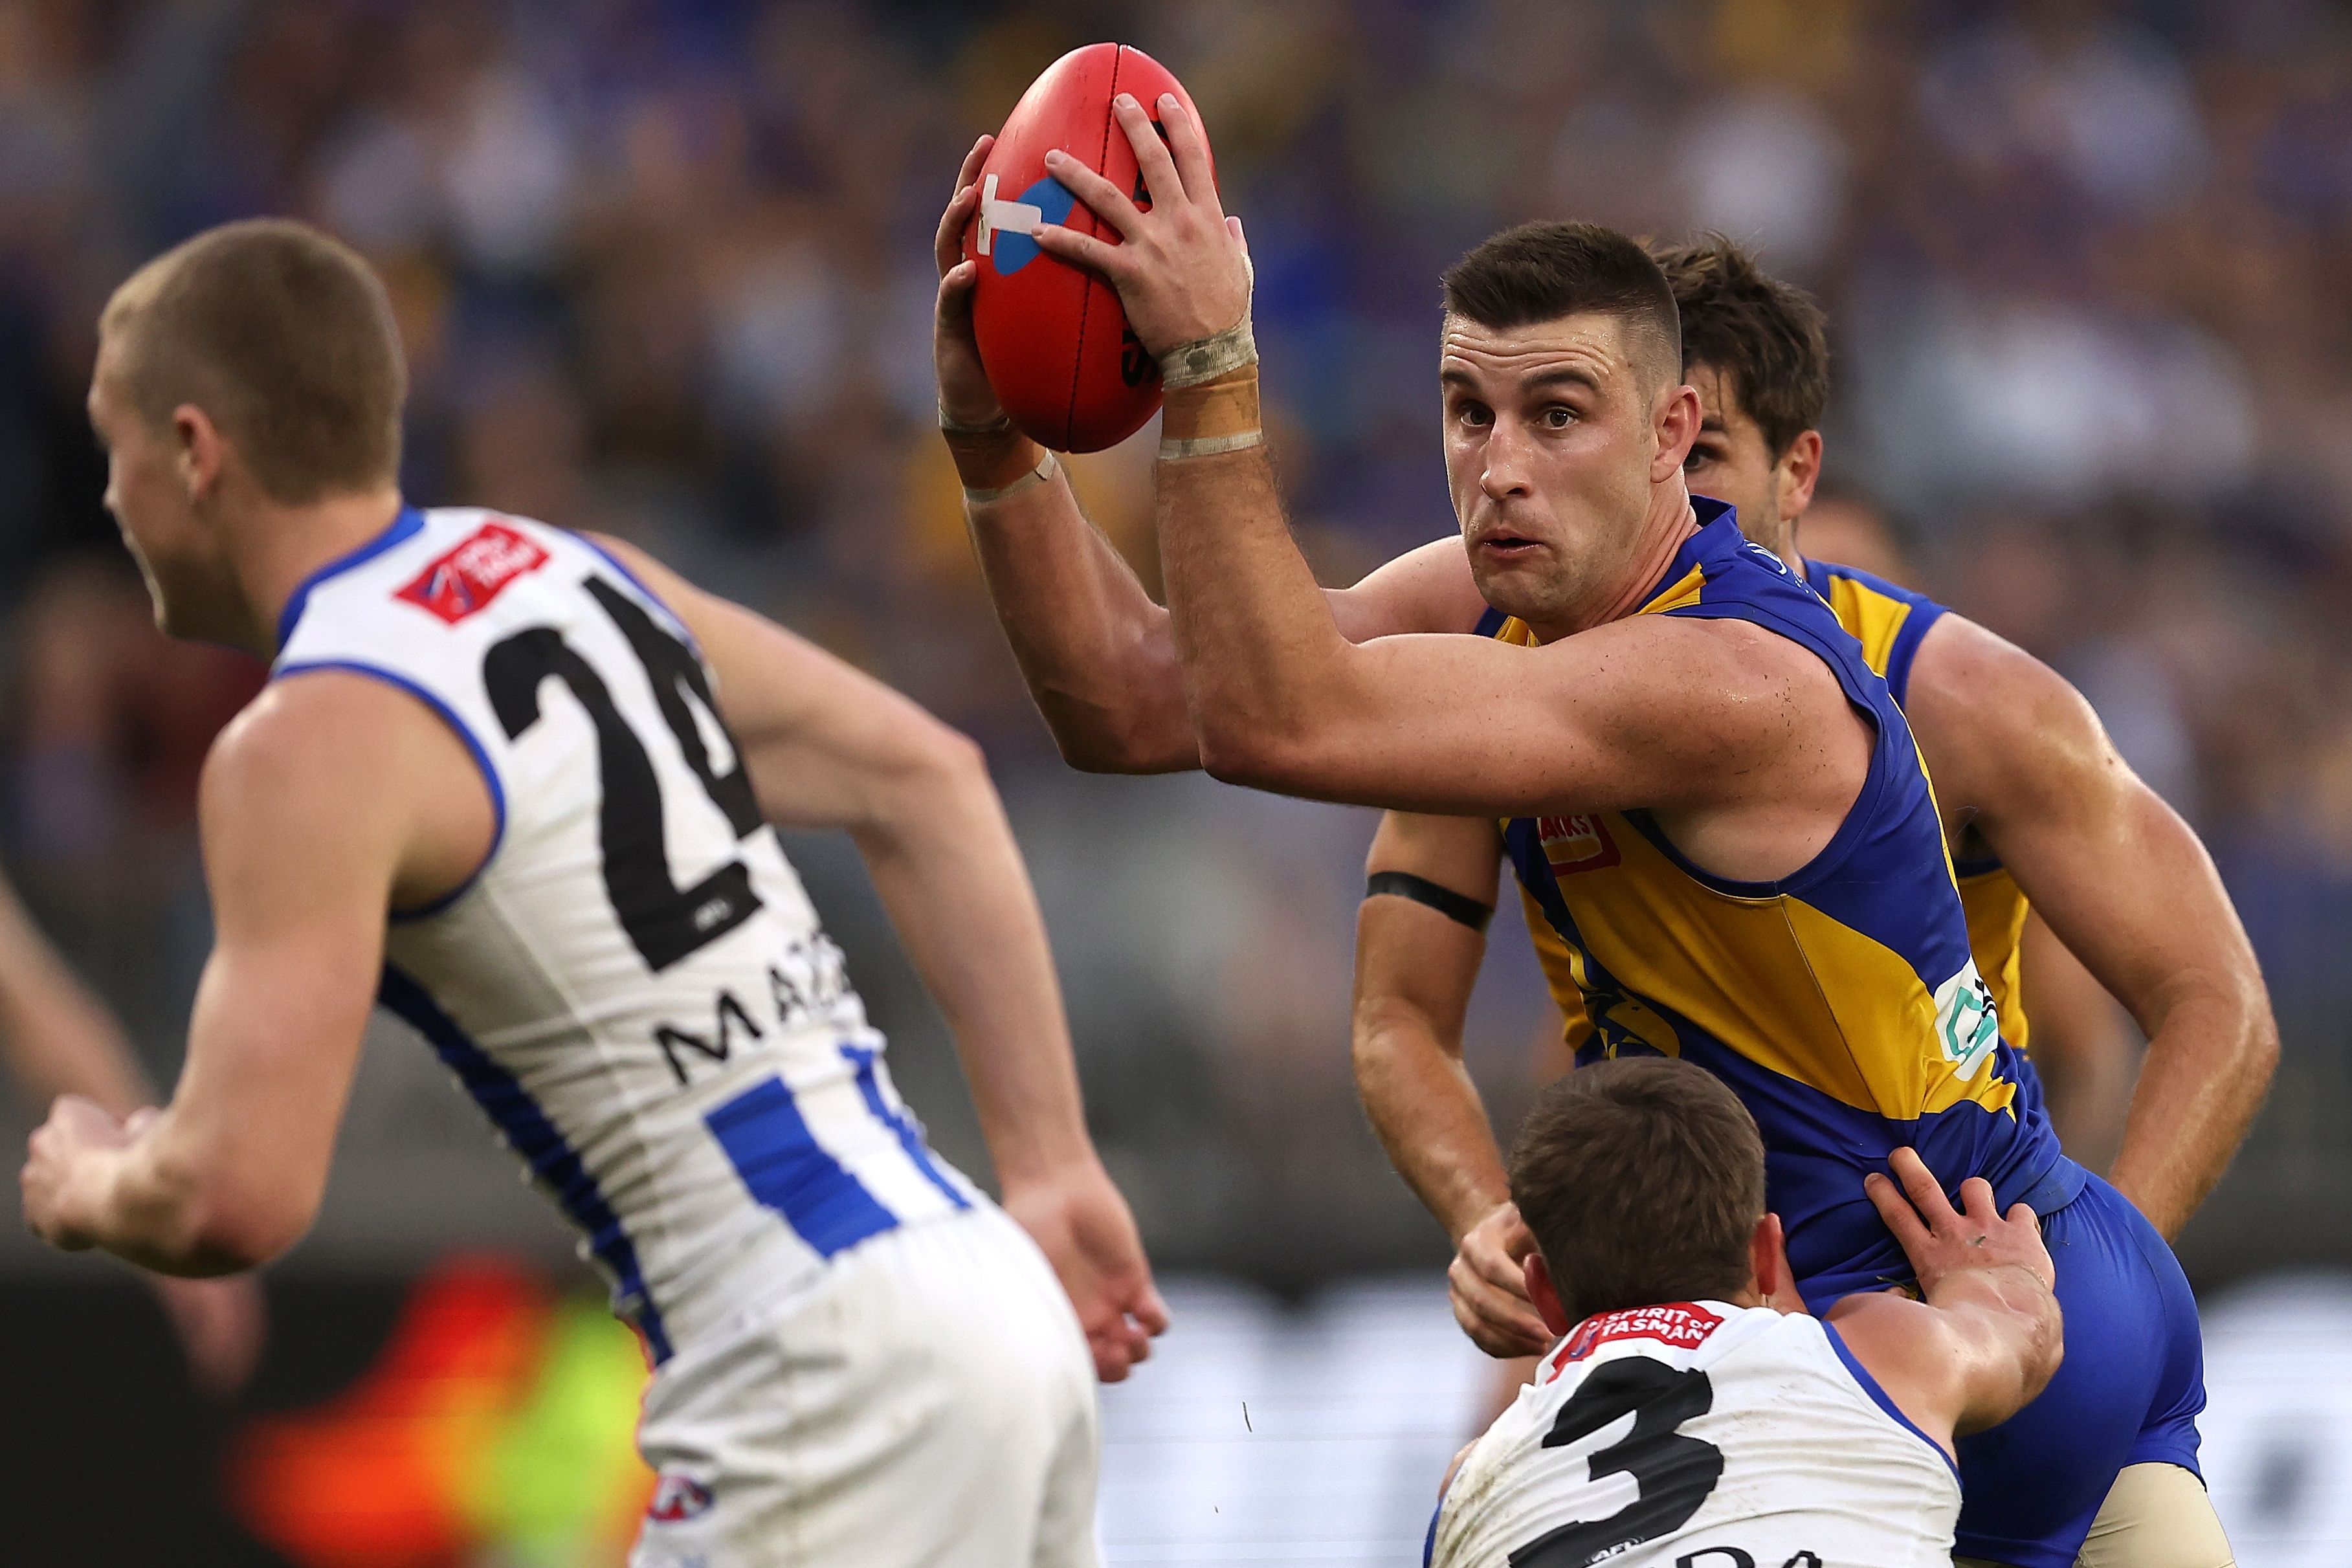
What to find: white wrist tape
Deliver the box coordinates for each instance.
[938,403,1014,435]
[1159,430,1266,461]
[964,447,1058,504]
[1157,315,1258,390]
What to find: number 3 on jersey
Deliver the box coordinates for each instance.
[484,577,764,973]
[1514,1360,1724,1568]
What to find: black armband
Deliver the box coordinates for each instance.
[1365,870,1494,933]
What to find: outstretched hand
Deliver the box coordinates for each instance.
[1001,1161,1170,1382]
[1864,1145,2056,1296]
[1029,93,1250,358]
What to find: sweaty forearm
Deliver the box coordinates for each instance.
[852,755,1096,1185]
[964,476,1200,773]
[2107,982,2276,1239]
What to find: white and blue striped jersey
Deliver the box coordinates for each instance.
[1431,1301,1961,1568]
[276,505,975,1363]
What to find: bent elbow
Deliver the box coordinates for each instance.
[187,1193,313,1275]
[1195,718,1313,794]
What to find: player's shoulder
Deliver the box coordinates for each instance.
[1900,608,2102,749]
[201,664,445,827]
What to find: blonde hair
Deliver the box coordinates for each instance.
[101,219,405,503]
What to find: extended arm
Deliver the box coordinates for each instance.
[1905,616,2276,1237]
[594,538,1166,1379]
[933,137,1481,772]
[1832,1147,2064,1452]
[1353,812,1549,1355]
[19,674,472,1274]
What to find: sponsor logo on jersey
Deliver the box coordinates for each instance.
[1554,1301,1724,1371]
[1931,958,2001,1078]
[647,1472,714,1523]
[395,521,550,624]
[1538,813,1621,875]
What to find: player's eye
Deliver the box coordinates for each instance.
[1540,406,1575,430]
[1457,402,1493,428]
[1684,444,1717,470]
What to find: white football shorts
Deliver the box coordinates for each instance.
[630,1200,1100,1567]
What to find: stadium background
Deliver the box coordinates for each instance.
[2,0,2351,1562]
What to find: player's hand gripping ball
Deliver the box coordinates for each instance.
[962,44,1214,453]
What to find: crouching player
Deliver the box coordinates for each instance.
[1433,1058,2061,1568]
[19,219,1164,1567]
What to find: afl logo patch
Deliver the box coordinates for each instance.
[1538,813,1621,875]
[395,521,549,624]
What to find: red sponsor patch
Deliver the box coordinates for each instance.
[647,1472,713,1522]
[1538,813,1621,874]
[1549,1301,1724,1378]
[395,520,549,624]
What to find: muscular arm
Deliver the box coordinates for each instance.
[594,540,1166,1378]
[1355,811,1554,1356]
[1904,616,2276,1237]
[21,674,485,1274]
[964,487,1483,773]
[1354,813,1508,1239]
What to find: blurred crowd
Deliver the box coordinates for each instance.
[2,0,2350,1284]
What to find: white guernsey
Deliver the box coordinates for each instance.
[1432,1301,1960,1568]
[278,509,974,1354]
[281,507,1099,1562]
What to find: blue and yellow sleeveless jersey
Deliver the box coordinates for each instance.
[1487,500,2081,1305]
[1511,555,2036,1061]
[1801,558,2032,1055]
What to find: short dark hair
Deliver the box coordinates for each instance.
[1651,234,1828,459]
[100,218,406,504]
[1441,221,1681,393]
[1508,1057,1765,1323]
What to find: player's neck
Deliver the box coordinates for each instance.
[227,487,407,657]
[1531,486,1700,642]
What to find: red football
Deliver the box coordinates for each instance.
[964,44,1214,454]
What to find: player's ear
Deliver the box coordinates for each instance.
[1751,1212,1803,1314]
[172,402,227,505]
[1650,379,1701,484]
[1777,430,1823,522]
[1523,1250,1571,1338]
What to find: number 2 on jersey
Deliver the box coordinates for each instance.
[483,577,763,973]
[1512,1360,1724,1568]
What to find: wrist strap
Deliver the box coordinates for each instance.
[1157,314,1258,389]
[938,403,1013,435]
[1366,870,1494,933]
[965,447,1058,505]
